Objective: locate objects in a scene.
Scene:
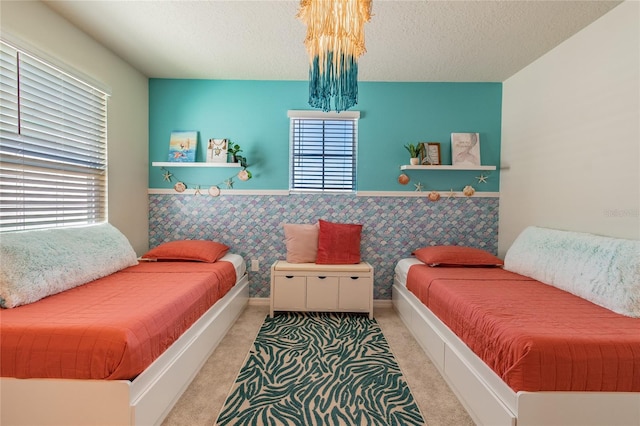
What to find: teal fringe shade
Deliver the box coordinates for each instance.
[297,0,371,113]
[308,52,359,113]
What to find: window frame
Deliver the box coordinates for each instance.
[0,38,110,232]
[288,110,360,194]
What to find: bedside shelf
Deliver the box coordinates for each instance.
[152,162,242,168]
[400,165,496,171]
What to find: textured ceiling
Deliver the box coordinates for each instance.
[42,0,622,82]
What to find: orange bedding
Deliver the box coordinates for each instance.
[0,261,236,380]
[406,265,640,392]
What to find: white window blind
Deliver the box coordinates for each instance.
[0,40,108,232]
[288,111,359,193]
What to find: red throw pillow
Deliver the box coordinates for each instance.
[412,246,503,267]
[141,240,229,263]
[316,220,362,264]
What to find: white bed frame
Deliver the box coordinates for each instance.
[0,273,249,426]
[392,278,640,426]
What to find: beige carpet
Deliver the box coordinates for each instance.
[161,304,474,426]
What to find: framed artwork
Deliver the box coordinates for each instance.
[420,142,441,165]
[451,133,481,166]
[168,131,197,162]
[207,138,228,163]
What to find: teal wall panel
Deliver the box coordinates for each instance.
[149,80,502,192]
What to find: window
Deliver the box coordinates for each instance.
[288,110,359,193]
[0,39,109,232]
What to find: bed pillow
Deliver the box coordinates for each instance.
[0,223,138,309]
[504,226,640,318]
[141,240,229,263]
[316,219,362,264]
[412,246,503,267]
[283,223,319,263]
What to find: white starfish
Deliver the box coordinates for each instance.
[476,174,488,184]
[447,188,456,199]
[162,170,173,182]
[194,185,202,195]
[414,182,423,192]
[224,178,234,189]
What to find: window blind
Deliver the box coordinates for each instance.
[289,112,358,192]
[0,40,108,232]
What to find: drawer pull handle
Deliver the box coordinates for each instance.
[318,276,326,279]
[350,276,359,280]
[286,275,294,278]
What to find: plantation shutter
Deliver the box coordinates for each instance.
[288,110,359,192]
[0,40,108,232]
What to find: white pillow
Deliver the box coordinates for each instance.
[0,223,138,308]
[504,226,640,317]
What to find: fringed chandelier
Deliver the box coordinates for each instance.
[297,0,372,112]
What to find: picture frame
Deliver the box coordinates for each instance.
[168,131,197,162]
[451,132,481,166]
[420,142,441,165]
[206,138,228,163]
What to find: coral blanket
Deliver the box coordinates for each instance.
[406,265,640,392]
[0,261,236,380]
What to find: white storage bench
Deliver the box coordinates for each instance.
[270,260,374,319]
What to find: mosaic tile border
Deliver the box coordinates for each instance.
[149,194,499,299]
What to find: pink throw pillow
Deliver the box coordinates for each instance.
[412,246,503,267]
[283,223,319,263]
[316,219,362,264]
[142,240,229,263]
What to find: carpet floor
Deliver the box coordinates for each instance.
[161,304,473,426]
[215,312,425,425]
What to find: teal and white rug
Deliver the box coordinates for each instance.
[216,312,425,425]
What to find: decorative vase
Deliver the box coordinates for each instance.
[410,157,419,165]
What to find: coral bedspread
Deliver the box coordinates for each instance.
[0,261,236,380]
[406,265,640,392]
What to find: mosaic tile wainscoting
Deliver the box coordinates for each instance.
[149,194,499,299]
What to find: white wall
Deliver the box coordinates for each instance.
[499,1,639,257]
[1,1,150,254]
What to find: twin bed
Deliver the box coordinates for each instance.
[0,225,248,426]
[393,228,640,426]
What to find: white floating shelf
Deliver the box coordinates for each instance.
[400,165,496,171]
[152,162,242,168]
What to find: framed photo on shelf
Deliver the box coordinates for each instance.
[420,142,441,165]
[451,132,481,166]
[168,131,197,162]
[206,138,228,163]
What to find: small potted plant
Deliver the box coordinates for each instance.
[227,140,249,169]
[404,143,422,165]
[227,141,242,163]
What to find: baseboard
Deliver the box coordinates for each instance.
[374,299,393,308]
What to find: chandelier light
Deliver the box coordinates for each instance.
[297,0,372,112]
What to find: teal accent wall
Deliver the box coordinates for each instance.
[149,80,502,191]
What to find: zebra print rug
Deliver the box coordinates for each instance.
[215,312,425,425]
